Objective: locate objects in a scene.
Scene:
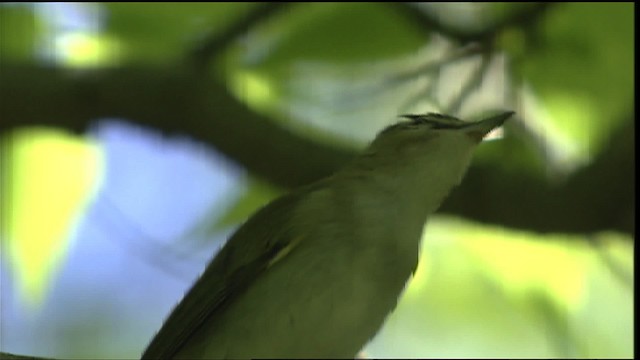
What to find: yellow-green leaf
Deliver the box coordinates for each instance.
[1,128,104,309]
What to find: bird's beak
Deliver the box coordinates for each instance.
[464,111,515,142]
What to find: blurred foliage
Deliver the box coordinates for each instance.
[369,218,633,358]
[0,2,633,359]
[104,3,255,64]
[0,5,42,63]
[245,3,427,67]
[518,2,633,164]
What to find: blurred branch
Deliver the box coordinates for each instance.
[0,352,54,360]
[338,43,484,111]
[187,2,290,68]
[531,293,580,358]
[91,195,200,280]
[392,2,556,44]
[0,64,633,237]
[445,50,492,114]
[0,63,353,188]
[589,236,634,290]
[441,116,635,236]
[384,43,484,87]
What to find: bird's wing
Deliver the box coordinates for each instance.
[141,187,309,359]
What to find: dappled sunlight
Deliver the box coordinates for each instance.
[458,225,590,310]
[372,217,633,357]
[54,31,120,68]
[33,3,120,68]
[228,70,279,114]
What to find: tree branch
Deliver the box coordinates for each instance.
[0,352,54,360]
[445,50,492,114]
[187,2,290,68]
[391,2,556,44]
[441,117,635,236]
[0,63,353,188]
[0,64,633,237]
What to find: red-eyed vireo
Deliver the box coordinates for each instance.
[141,111,514,359]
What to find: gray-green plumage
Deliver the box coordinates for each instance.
[141,111,513,359]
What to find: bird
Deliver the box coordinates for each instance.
[141,111,514,359]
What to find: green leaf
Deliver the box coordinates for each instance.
[518,3,633,158]
[104,3,254,64]
[256,3,427,67]
[0,5,43,62]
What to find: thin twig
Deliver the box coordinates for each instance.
[91,194,210,281]
[589,236,634,291]
[187,3,290,68]
[334,43,485,110]
[397,71,443,112]
[384,43,484,87]
[532,292,580,358]
[391,2,556,44]
[446,51,493,114]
